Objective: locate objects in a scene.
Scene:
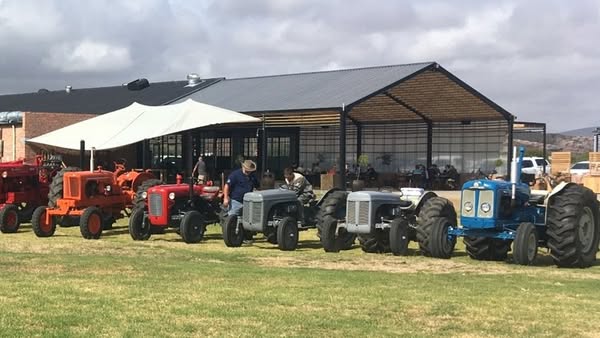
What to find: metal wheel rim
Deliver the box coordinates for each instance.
[88,213,102,234]
[6,211,17,228]
[579,207,594,252]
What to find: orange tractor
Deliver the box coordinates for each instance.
[31,161,155,239]
[0,156,63,233]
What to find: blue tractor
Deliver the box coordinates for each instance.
[418,146,600,267]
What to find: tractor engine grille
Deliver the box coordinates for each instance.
[243,201,263,224]
[347,201,356,224]
[148,193,163,217]
[68,177,79,198]
[242,201,251,223]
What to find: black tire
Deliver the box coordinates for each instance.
[180,211,206,244]
[389,218,410,256]
[129,207,151,241]
[277,216,299,251]
[48,167,79,208]
[416,197,457,256]
[222,215,243,247]
[464,237,511,261]
[265,229,278,244]
[358,230,390,253]
[429,217,456,259]
[316,190,348,234]
[132,179,163,210]
[0,204,20,233]
[513,222,538,265]
[547,184,600,268]
[80,207,103,240]
[320,215,340,252]
[32,206,56,237]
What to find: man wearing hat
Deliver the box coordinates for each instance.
[223,160,259,216]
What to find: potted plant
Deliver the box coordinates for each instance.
[352,154,369,191]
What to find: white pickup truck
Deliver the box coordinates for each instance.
[521,157,551,175]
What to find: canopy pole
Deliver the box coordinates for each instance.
[90,147,95,172]
[261,114,267,174]
[80,140,85,169]
[337,105,347,189]
[142,139,148,170]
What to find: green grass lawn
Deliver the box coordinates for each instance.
[1,220,600,337]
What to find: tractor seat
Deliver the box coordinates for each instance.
[202,186,220,193]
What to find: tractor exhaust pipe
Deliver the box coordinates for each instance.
[510,146,525,201]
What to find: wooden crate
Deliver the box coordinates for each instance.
[320,174,335,190]
[582,175,600,193]
[589,152,600,176]
[551,152,571,175]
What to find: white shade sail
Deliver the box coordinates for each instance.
[27,99,261,150]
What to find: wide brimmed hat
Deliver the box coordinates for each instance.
[242,160,257,172]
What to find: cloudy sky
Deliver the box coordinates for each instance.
[0,0,598,132]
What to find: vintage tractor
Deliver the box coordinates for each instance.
[128,177,222,243]
[0,156,63,233]
[320,188,438,255]
[222,189,354,251]
[31,162,155,239]
[420,146,600,267]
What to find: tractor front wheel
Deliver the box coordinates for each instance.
[464,237,511,261]
[129,207,151,241]
[0,204,20,233]
[358,230,390,253]
[320,215,340,252]
[513,222,538,265]
[32,206,56,237]
[389,218,410,256]
[222,215,243,247]
[429,217,456,259]
[180,211,206,244]
[277,216,299,251]
[80,207,104,240]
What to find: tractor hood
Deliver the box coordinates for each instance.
[244,189,297,203]
[462,179,530,195]
[147,184,214,198]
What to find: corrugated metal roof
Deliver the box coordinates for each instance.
[177,62,434,112]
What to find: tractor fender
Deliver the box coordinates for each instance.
[316,188,345,208]
[543,181,578,224]
[414,191,438,216]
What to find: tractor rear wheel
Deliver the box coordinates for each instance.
[389,218,410,256]
[80,207,103,240]
[513,222,538,265]
[180,211,206,244]
[132,179,163,210]
[547,184,600,268]
[320,215,341,252]
[222,215,243,247]
[32,206,56,237]
[316,190,355,250]
[416,197,457,257]
[429,217,456,259]
[464,237,511,261]
[129,207,151,241]
[47,167,80,208]
[358,229,390,253]
[277,216,299,251]
[0,204,20,233]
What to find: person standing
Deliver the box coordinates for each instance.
[223,160,259,216]
[192,156,207,183]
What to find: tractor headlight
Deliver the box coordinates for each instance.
[464,201,473,212]
[141,192,148,199]
[104,185,112,192]
[1,171,7,178]
[168,192,176,200]
[481,202,491,213]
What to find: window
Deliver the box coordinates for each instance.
[243,137,257,158]
[572,162,589,169]
[535,159,547,166]
[522,160,533,168]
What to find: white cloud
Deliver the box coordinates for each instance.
[43,40,132,73]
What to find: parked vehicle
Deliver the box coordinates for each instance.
[0,156,63,233]
[570,161,590,176]
[128,177,222,243]
[420,147,599,268]
[31,162,154,239]
[222,189,354,251]
[320,188,438,255]
[521,157,551,175]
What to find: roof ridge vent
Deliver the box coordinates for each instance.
[185,73,202,87]
[127,78,150,91]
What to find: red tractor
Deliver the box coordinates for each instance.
[31,161,154,239]
[128,177,222,243]
[0,156,62,233]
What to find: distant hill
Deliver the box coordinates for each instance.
[560,127,600,137]
[515,133,593,153]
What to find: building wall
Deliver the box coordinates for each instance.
[22,111,97,162]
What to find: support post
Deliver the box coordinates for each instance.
[356,124,362,159]
[141,139,148,170]
[337,106,347,189]
[426,122,433,169]
[507,118,514,180]
[79,140,85,170]
[184,132,193,178]
[261,114,267,175]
